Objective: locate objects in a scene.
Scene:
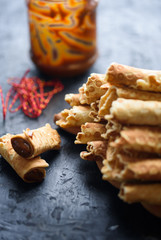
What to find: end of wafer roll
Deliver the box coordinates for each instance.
[75,123,106,144]
[65,93,81,106]
[23,158,49,183]
[54,112,80,135]
[0,133,49,183]
[11,124,61,159]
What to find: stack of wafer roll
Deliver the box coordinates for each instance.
[0,124,61,183]
[54,73,108,133]
[54,63,161,217]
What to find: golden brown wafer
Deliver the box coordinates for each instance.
[111,126,161,154]
[0,134,48,183]
[55,106,94,128]
[102,120,122,140]
[79,73,107,104]
[54,112,81,134]
[78,84,87,104]
[80,141,108,161]
[65,93,82,106]
[75,122,106,144]
[107,62,161,92]
[99,87,117,116]
[121,159,161,181]
[89,100,105,122]
[108,98,161,125]
[101,145,124,182]
[119,183,161,205]
[116,86,161,101]
[11,124,61,159]
[99,86,161,117]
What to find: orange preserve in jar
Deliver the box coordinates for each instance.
[27,0,98,76]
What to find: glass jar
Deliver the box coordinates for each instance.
[26,0,98,77]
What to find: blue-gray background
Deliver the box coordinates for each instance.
[0,0,161,239]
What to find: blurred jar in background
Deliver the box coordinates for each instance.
[26,0,98,77]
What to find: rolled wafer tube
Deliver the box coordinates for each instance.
[108,98,161,125]
[101,146,124,182]
[11,123,61,159]
[107,62,161,92]
[54,112,81,135]
[89,100,105,123]
[101,120,122,140]
[75,122,106,144]
[101,159,121,188]
[80,141,108,161]
[121,159,161,181]
[111,126,161,154]
[116,86,161,101]
[78,84,87,104]
[117,150,159,164]
[96,159,121,188]
[55,105,94,129]
[101,159,122,182]
[99,86,161,117]
[102,147,158,181]
[79,73,107,104]
[99,86,118,116]
[65,93,82,106]
[0,134,48,183]
[119,183,161,205]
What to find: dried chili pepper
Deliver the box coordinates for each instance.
[0,70,64,120]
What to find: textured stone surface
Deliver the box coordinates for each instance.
[1,0,161,239]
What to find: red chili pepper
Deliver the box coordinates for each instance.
[0,70,64,119]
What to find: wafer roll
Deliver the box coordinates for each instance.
[107,62,161,92]
[99,86,161,117]
[102,120,122,140]
[121,159,161,181]
[102,145,124,182]
[89,100,105,122]
[117,150,159,164]
[111,126,161,154]
[54,112,81,134]
[80,141,108,161]
[116,87,161,101]
[102,159,124,183]
[79,73,107,104]
[108,98,161,125]
[89,100,99,121]
[119,183,161,205]
[79,84,87,104]
[65,93,82,106]
[75,122,106,144]
[0,134,48,183]
[11,124,61,159]
[55,106,93,128]
[97,159,121,188]
[100,83,111,91]
[95,151,120,188]
[102,146,159,181]
[99,87,117,116]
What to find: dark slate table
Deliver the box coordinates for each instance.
[1,0,161,239]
